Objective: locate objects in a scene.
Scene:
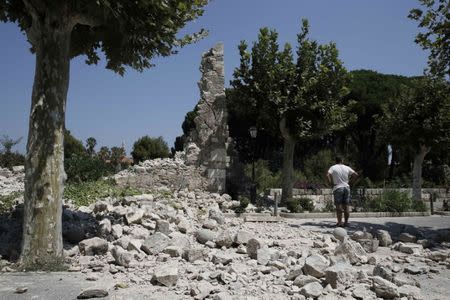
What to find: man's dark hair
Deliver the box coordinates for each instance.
[335,156,343,163]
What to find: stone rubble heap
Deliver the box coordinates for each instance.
[113,153,208,191]
[1,188,449,299]
[0,166,24,196]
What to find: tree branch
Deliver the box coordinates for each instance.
[70,14,103,30]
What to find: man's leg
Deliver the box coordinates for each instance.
[343,187,350,226]
[343,204,350,226]
[336,204,343,226]
[333,188,343,226]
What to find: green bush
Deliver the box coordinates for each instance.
[65,154,114,183]
[64,179,141,207]
[323,199,335,212]
[303,149,334,185]
[368,190,413,212]
[131,136,170,163]
[0,192,22,213]
[0,152,25,169]
[235,196,250,214]
[286,198,301,213]
[244,160,281,193]
[411,199,427,212]
[287,197,314,213]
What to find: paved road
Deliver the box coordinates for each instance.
[288,215,450,241]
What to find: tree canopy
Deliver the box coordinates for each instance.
[409,0,450,78]
[132,135,170,162]
[1,0,209,75]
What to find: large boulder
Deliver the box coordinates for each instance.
[377,230,392,247]
[196,229,216,244]
[372,276,400,299]
[111,246,133,267]
[141,232,170,255]
[234,230,252,245]
[209,209,225,225]
[78,237,108,256]
[154,265,178,287]
[334,238,367,264]
[300,282,323,298]
[333,227,347,242]
[215,230,234,248]
[325,262,356,288]
[256,247,280,266]
[303,254,329,278]
[246,238,264,259]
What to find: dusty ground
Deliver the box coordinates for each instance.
[0,215,449,300]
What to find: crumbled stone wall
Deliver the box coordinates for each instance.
[114,153,208,191]
[269,188,449,211]
[186,43,228,193]
[0,166,24,196]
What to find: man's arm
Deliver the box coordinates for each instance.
[327,173,333,185]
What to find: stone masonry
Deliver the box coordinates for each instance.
[186,43,228,193]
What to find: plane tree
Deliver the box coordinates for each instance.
[231,20,351,202]
[1,0,208,267]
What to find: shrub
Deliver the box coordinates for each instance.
[65,154,114,183]
[323,199,335,212]
[286,198,301,213]
[132,136,170,163]
[64,179,141,207]
[287,197,314,213]
[368,190,412,212]
[0,192,22,213]
[235,196,250,214]
[411,199,427,212]
[0,152,25,169]
[244,160,281,194]
[303,149,334,185]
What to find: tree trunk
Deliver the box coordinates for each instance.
[412,144,430,202]
[280,117,295,203]
[21,23,71,264]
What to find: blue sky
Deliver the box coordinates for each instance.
[0,0,428,154]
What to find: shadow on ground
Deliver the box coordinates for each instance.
[0,205,100,261]
[290,218,450,244]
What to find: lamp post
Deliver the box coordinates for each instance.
[249,126,257,204]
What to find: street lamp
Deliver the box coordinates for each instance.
[249,126,257,204]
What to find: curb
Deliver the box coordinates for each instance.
[280,211,431,219]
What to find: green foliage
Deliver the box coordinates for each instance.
[381,78,450,152]
[18,255,67,272]
[0,192,22,213]
[1,0,209,75]
[303,149,334,184]
[409,0,450,77]
[132,135,170,163]
[0,134,24,169]
[235,196,250,214]
[98,146,111,161]
[0,134,22,153]
[344,70,415,181]
[173,105,199,153]
[363,190,425,212]
[286,197,314,212]
[0,151,25,169]
[64,179,141,207]
[411,199,427,212]
[244,160,282,193]
[323,199,335,212]
[64,130,85,159]
[65,154,114,183]
[85,137,97,157]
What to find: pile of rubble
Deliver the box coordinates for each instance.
[113,154,208,191]
[2,187,449,299]
[0,166,24,196]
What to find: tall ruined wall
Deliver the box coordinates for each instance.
[187,43,228,193]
